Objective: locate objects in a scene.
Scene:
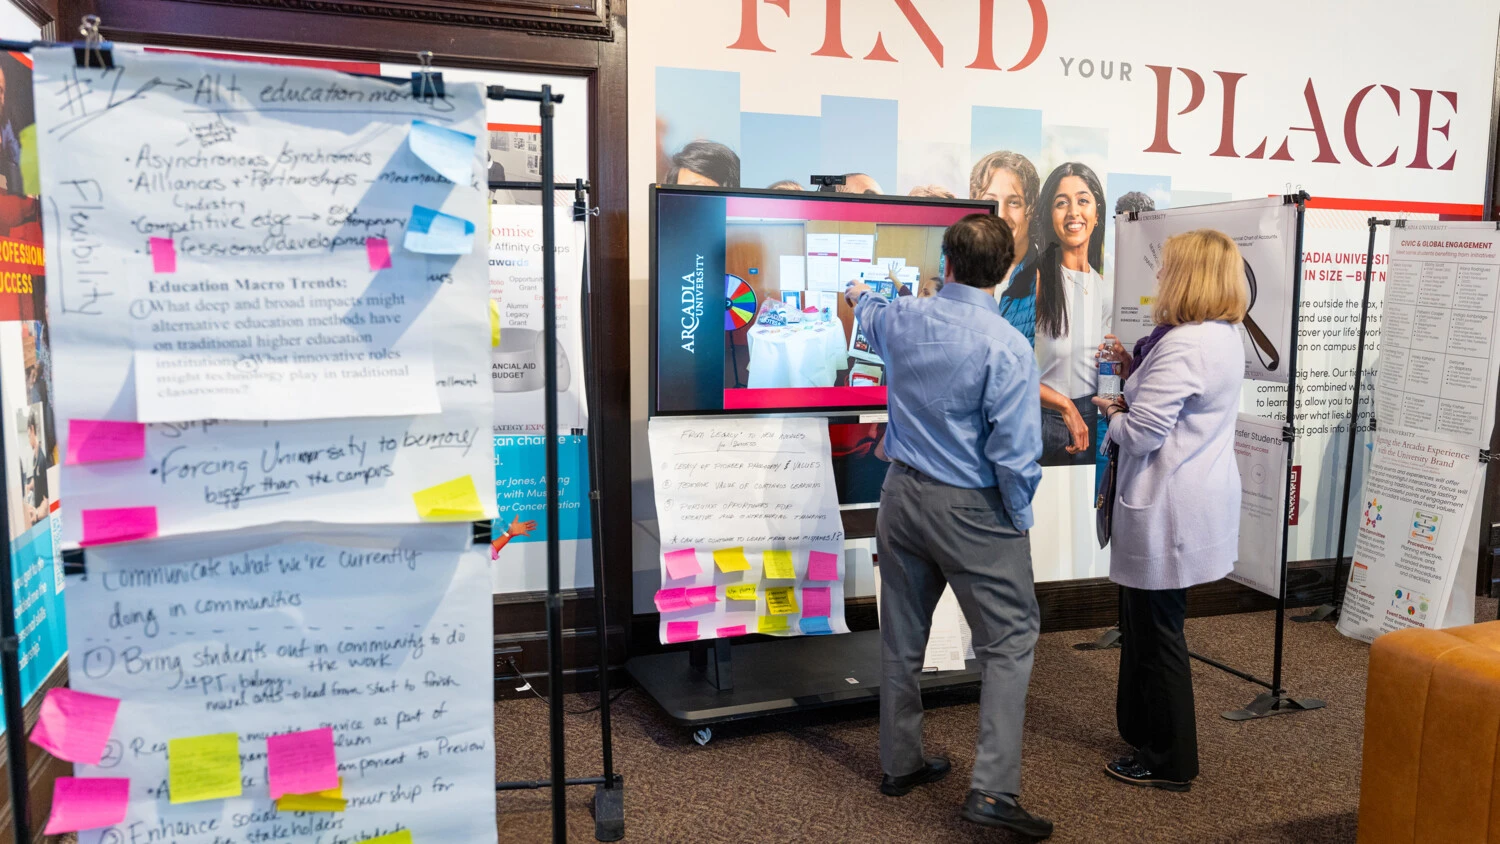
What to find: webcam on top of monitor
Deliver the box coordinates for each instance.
[809,174,846,192]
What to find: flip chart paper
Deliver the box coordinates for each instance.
[802,587,831,618]
[149,237,176,273]
[765,587,798,615]
[806,550,839,582]
[762,550,796,580]
[406,205,477,255]
[413,476,486,520]
[724,583,757,601]
[800,616,833,635]
[757,615,789,634]
[266,727,338,800]
[29,688,119,764]
[716,625,747,638]
[33,48,484,425]
[65,420,145,465]
[276,779,345,813]
[663,548,702,579]
[80,506,157,546]
[654,587,691,612]
[64,526,498,842]
[44,777,129,834]
[366,237,393,270]
[684,586,718,606]
[649,416,850,643]
[666,621,699,643]
[712,546,751,572]
[168,732,243,804]
[409,120,479,186]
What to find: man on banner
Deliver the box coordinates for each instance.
[847,214,1051,839]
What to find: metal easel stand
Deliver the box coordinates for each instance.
[1190,192,1327,720]
[482,159,623,838]
[1294,217,1393,624]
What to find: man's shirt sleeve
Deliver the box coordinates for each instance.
[853,292,892,359]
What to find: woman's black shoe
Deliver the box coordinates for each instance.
[879,756,951,796]
[1104,758,1191,792]
[960,790,1054,839]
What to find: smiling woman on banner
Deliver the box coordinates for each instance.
[1092,228,1247,793]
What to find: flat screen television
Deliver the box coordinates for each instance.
[649,185,997,416]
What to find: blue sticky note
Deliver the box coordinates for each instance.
[405,205,476,255]
[799,616,833,635]
[409,120,478,185]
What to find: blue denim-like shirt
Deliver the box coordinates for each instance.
[855,282,1043,530]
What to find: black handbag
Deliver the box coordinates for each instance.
[1095,440,1118,548]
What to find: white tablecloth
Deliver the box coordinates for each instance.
[746,321,848,388]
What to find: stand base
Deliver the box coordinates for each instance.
[1072,627,1122,651]
[626,629,980,727]
[1291,603,1337,623]
[591,780,625,842]
[1221,691,1327,721]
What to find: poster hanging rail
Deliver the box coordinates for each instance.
[1294,217,1393,624]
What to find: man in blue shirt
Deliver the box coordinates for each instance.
[847,213,1050,839]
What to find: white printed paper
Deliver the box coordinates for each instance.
[1230,413,1287,597]
[806,233,840,293]
[33,47,490,423]
[778,255,806,291]
[1374,222,1500,448]
[1337,429,1484,643]
[1114,197,1297,383]
[649,416,848,642]
[838,233,874,286]
[34,48,496,544]
[870,568,973,672]
[64,525,497,844]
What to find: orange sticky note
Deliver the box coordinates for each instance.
[81,506,157,546]
[413,476,485,520]
[66,420,146,465]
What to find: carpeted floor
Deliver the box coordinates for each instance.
[495,598,1499,843]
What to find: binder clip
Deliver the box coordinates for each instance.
[1481,449,1493,464]
[73,15,113,70]
[1127,210,1140,223]
[62,548,87,580]
[1394,219,1407,228]
[411,50,444,101]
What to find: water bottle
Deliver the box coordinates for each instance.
[1097,360,1121,400]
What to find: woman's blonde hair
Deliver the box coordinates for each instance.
[1152,229,1249,326]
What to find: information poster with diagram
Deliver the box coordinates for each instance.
[648,415,847,643]
[1230,414,1288,597]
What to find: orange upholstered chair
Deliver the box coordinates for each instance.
[1358,621,1500,844]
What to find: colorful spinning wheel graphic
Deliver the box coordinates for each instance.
[725,274,757,331]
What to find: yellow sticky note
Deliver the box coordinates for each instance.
[168,732,242,804]
[713,546,751,572]
[762,550,795,580]
[19,124,37,197]
[489,299,501,347]
[765,586,799,615]
[365,831,413,844]
[277,779,346,813]
[724,583,757,601]
[414,476,485,520]
[757,615,789,634]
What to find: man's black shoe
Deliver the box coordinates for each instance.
[961,790,1053,839]
[1104,758,1191,792]
[879,756,951,796]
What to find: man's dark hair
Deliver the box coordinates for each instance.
[942,214,1014,289]
[666,141,740,188]
[1115,191,1156,215]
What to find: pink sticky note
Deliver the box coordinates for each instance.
[803,587,831,618]
[81,507,158,546]
[666,621,699,643]
[44,777,129,835]
[29,688,120,764]
[150,237,176,273]
[66,420,146,465]
[684,586,718,607]
[716,625,747,638]
[807,550,840,582]
[367,237,392,270]
[653,587,690,613]
[266,727,339,800]
[663,548,702,580]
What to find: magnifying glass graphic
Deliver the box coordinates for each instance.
[1241,258,1280,371]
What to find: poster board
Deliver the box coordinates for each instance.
[1230,413,1288,598]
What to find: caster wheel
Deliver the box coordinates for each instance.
[692,728,712,746]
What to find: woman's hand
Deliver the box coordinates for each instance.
[1097,334,1133,379]
[508,516,538,538]
[1062,402,1090,454]
[1091,395,1127,419]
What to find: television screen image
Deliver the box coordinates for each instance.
[650,186,995,415]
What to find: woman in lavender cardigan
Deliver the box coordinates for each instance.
[1092,229,1248,792]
